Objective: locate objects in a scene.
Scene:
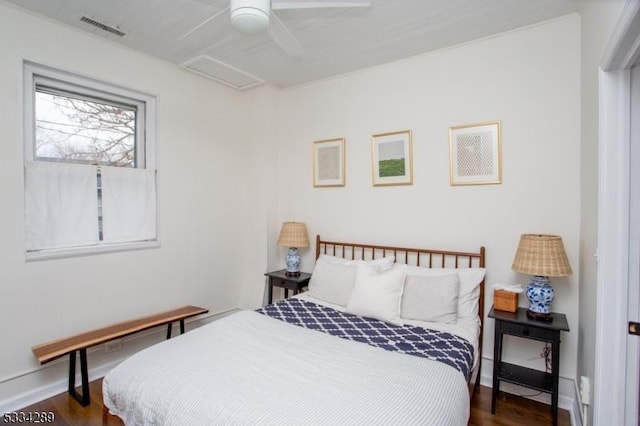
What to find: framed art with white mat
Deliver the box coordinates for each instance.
[371,130,413,186]
[449,121,502,186]
[313,138,345,187]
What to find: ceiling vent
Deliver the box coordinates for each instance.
[80,16,126,37]
[180,55,264,90]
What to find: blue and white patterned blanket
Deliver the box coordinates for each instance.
[257,298,474,380]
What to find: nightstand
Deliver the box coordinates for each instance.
[264,269,312,304]
[489,306,569,426]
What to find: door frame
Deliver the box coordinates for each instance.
[595,2,640,424]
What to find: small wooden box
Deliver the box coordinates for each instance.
[494,290,518,313]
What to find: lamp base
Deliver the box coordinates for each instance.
[284,247,301,276]
[525,275,555,321]
[526,310,553,322]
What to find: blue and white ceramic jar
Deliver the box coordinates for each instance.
[285,247,301,275]
[526,275,554,314]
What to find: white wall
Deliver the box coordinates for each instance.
[0,1,250,409]
[237,85,280,309]
[267,14,582,397]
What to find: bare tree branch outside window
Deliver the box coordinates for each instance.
[35,90,136,167]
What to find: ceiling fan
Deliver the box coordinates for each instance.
[182,0,372,57]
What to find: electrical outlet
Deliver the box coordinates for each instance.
[580,376,591,405]
[104,339,122,353]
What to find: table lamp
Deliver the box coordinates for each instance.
[277,222,310,276]
[511,234,572,321]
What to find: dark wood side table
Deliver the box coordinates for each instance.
[264,270,312,304]
[489,306,569,426]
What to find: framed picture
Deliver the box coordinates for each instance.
[449,121,502,186]
[371,130,413,186]
[313,138,345,187]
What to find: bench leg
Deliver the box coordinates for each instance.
[167,320,184,340]
[166,320,186,339]
[68,349,90,406]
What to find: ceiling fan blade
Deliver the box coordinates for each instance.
[269,12,303,56]
[271,0,371,10]
[179,6,230,41]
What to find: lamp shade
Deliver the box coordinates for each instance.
[512,234,572,277]
[277,222,309,248]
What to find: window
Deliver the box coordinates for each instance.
[34,87,138,167]
[23,62,158,260]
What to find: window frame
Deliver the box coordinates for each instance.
[23,61,159,261]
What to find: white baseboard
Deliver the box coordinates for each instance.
[0,308,237,414]
[1,356,131,415]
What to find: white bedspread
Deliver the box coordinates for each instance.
[103,310,470,426]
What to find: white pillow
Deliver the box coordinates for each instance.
[317,254,356,266]
[315,254,395,270]
[308,255,396,307]
[404,266,485,321]
[400,273,459,324]
[308,255,357,306]
[369,256,396,272]
[345,262,407,324]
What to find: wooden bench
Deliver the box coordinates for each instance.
[32,305,208,406]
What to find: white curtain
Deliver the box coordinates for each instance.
[101,166,157,244]
[25,161,99,251]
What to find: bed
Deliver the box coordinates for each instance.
[103,236,486,425]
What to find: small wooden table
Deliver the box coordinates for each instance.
[264,269,312,304]
[32,305,208,406]
[489,306,569,426]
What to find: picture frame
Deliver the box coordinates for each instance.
[449,121,502,186]
[313,138,345,187]
[371,130,413,186]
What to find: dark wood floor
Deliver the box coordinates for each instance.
[470,385,570,425]
[19,379,570,425]
[19,379,123,426]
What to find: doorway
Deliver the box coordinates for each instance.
[595,3,640,425]
[629,63,640,426]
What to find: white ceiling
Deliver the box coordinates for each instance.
[6,0,581,90]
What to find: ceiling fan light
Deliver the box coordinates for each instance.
[230,0,270,34]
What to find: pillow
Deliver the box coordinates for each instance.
[456,268,486,320]
[400,273,459,324]
[345,261,407,324]
[308,255,396,307]
[317,254,356,266]
[308,255,357,306]
[404,266,486,321]
[315,254,395,271]
[369,256,396,272]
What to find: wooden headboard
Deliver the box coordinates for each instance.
[315,235,486,393]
